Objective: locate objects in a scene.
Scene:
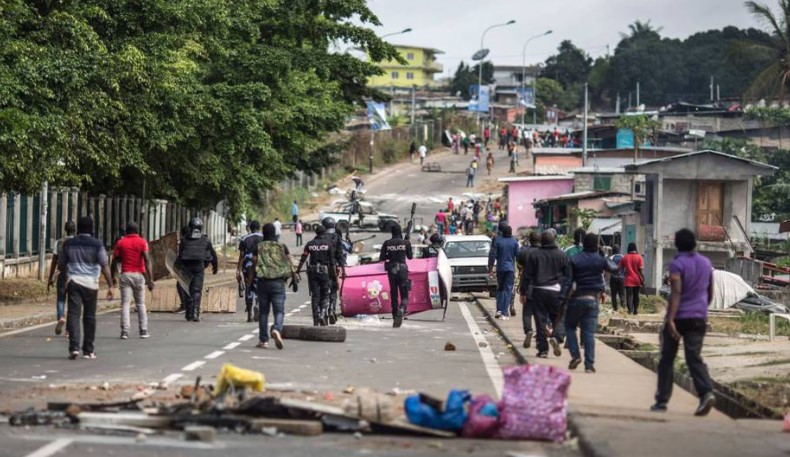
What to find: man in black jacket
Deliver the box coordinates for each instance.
[524,230,569,358]
[177,218,218,322]
[516,231,540,348]
[379,224,413,328]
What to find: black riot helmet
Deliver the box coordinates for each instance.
[188,217,204,239]
[315,225,327,236]
[322,217,336,229]
[429,233,443,245]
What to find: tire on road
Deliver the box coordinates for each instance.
[279,325,346,343]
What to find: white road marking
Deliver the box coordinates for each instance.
[223,342,241,350]
[251,329,260,334]
[458,301,504,398]
[204,351,224,360]
[298,304,308,309]
[181,361,206,371]
[238,334,254,342]
[24,438,73,457]
[161,373,183,384]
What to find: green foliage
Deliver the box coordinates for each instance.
[735,1,790,100]
[543,40,592,90]
[0,0,400,219]
[615,115,661,152]
[449,61,493,100]
[569,207,597,231]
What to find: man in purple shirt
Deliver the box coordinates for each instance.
[651,228,715,416]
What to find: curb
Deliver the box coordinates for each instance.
[469,294,528,365]
[0,302,122,335]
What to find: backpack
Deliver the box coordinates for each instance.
[256,241,293,280]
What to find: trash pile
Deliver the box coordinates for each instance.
[4,363,571,443]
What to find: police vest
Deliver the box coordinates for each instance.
[180,236,209,261]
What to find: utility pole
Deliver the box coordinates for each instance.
[628,92,632,109]
[616,92,621,114]
[410,85,416,124]
[37,181,48,280]
[636,82,640,107]
[717,85,720,102]
[582,83,589,167]
[476,20,516,129]
[369,129,375,174]
[710,76,714,101]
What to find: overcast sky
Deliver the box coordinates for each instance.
[366,0,762,77]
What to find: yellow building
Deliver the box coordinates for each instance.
[368,45,444,88]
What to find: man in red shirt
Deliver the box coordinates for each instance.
[111,222,155,339]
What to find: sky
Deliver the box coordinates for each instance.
[366,0,763,78]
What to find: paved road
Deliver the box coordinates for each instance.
[0,151,574,456]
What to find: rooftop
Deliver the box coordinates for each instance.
[534,190,629,205]
[498,175,573,183]
[389,44,444,54]
[624,149,777,173]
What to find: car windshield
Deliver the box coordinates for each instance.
[443,240,490,259]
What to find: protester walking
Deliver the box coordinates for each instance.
[273,218,283,242]
[564,234,619,373]
[652,229,716,416]
[58,217,114,359]
[525,230,569,358]
[295,219,303,247]
[620,242,644,314]
[466,162,476,188]
[237,221,264,322]
[252,223,295,349]
[488,224,519,319]
[291,200,299,225]
[608,244,625,312]
[111,222,154,339]
[409,141,417,163]
[435,209,447,235]
[516,231,540,348]
[48,221,76,336]
[419,144,427,165]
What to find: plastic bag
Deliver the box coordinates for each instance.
[461,394,500,438]
[212,364,265,397]
[405,390,470,431]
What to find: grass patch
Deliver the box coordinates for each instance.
[729,376,790,413]
[709,312,790,337]
[0,279,48,305]
[639,295,667,314]
[635,343,658,352]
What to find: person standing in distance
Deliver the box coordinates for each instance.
[379,224,413,328]
[296,225,336,326]
[291,200,299,226]
[58,217,114,359]
[177,218,218,322]
[236,220,263,323]
[620,242,644,315]
[295,220,304,247]
[273,218,282,242]
[48,221,76,336]
[652,229,716,416]
[418,144,427,165]
[111,221,155,340]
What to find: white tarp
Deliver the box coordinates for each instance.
[710,269,754,310]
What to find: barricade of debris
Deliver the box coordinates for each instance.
[2,363,572,442]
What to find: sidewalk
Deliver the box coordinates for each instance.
[473,296,789,457]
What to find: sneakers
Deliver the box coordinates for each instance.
[192,316,201,323]
[523,331,533,349]
[650,402,668,412]
[68,351,80,360]
[500,316,510,321]
[120,331,129,340]
[694,392,716,417]
[536,351,548,359]
[256,341,269,349]
[584,366,596,374]
[568,358,582,370]
[174,306,186,314]
[55,319,65,336]
[83,353,97,359]
[550,338,562,357]
[271,330,284,350]
[140,330,150,339]
[494,311,502,319]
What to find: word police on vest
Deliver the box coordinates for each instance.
[309,245,330,251]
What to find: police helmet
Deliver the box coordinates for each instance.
[189,217,204,231]
[315,224,327,235]
[322,217,336,229]
[429,233,444,245]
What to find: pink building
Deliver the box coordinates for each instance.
[500,176,574,230]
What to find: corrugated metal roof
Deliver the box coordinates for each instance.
[588,217,622,236]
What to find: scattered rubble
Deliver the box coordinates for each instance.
[444,342,456,351]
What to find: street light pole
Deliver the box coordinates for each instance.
[476,20,516,129]
[521,30,552,127]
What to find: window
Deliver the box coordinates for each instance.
[406,72,414,80]
[406,52,415,60]
[391,71,399,79]
[593,175,612,191]
[634,181,644,195]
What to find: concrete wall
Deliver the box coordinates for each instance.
[533,156,583,175]
[574,173,633,193]
[507,178,574,230]
[661,179,696,240]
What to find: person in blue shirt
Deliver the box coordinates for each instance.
[488,224,520,319]
[291,200,299,225]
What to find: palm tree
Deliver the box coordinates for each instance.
[620,20,663,40]
[734,1,790,101]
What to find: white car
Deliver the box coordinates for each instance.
[442,234,497,296]
[318,201,400,232]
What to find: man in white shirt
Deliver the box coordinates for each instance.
[418,144,427,165]
[273,218,282,242]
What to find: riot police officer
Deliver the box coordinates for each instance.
[296,225,336,326]
[379,224,413,328]
[236,220,263,322]
[177,218,218,322]
[422,233,444,258]
[321,217,346,325]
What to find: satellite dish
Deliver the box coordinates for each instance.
[471,49,490,61]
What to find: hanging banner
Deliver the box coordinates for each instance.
[516,87,535,108]
[366,101,391,131]
[468,84,490,113]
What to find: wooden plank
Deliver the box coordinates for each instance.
[248,418,323,436]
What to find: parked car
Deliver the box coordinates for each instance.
[442,235,496,296]
[318,201,400,232]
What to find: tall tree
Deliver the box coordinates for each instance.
[733,0,790,100]
[542,40,592,89]
[449,61,493,100]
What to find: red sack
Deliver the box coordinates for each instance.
[495,365,571,442]
[461,394,500,438]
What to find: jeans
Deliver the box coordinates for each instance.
[495,270,515,316]
[466,175,475,187]
[532,288,565,353]
[610,277,625,311]
[120,272,148,333]
[626,286,641,314]
[296,234,303,246]
[656,318,713,404]
[565,297,599,369]
[436,223,444,235]
[56,274,67,320]
[257,279,286,342]
[66,282,98,354]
